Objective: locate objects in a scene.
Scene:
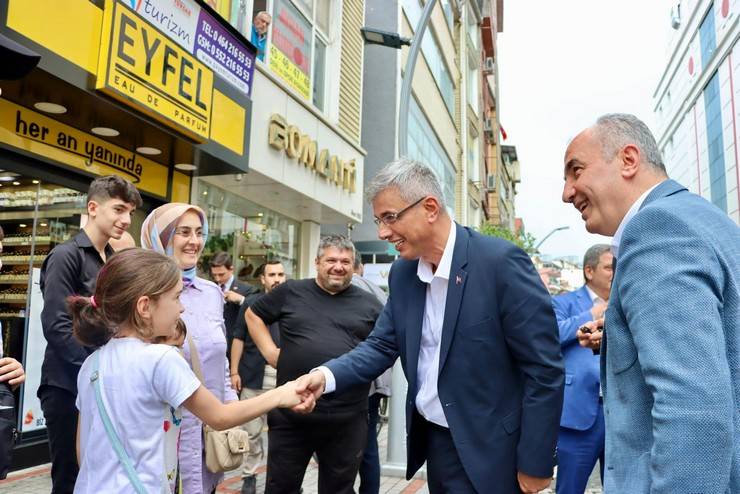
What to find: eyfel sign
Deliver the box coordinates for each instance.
[97,0,214,141]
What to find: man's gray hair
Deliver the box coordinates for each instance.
[366,158,446,208]
[316,234,355,259]
[583,243,611,281]
[593,113,667,174]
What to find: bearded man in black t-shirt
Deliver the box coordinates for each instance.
[246,235,383,494]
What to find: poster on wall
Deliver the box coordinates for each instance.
[122,0,256,98]
[19,268,47,433]
[269,0,312,100]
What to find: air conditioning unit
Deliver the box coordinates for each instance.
[670,2,681,30]
[483,118,494,140]
[483,57,495,74]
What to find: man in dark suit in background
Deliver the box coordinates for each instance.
[551,244,612,493]
[295,158,564,494]
[210,252,258,357]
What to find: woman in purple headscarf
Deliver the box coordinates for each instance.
[141,203,238,494]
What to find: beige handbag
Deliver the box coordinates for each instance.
[187,335,249,473]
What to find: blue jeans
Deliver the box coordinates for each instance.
[359,393,382,494]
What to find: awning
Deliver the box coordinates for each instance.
[0,32,40,80]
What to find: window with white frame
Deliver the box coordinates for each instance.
[467,132,479,182]
[229,0,333,112]
[466,4,479,115]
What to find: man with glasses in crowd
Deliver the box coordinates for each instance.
[295,159,564,494]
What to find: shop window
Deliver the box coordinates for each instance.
[313,36,327,111]
[196,182,301,285]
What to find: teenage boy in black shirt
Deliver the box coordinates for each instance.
[247,235,383,494]
[39,175,142,494]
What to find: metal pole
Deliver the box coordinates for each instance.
[382,0,438,478]
[398,0,437,158]
[534,226,570,251]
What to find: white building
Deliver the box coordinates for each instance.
[653,0,740,224]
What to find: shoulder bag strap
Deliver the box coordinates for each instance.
[186,334,205,385]
[90,351,147,494]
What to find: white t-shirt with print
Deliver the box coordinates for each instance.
[75,338,201,494]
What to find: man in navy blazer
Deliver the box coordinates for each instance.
[551,244,612,493]
[564,114,740,493]
[295,159,564,494]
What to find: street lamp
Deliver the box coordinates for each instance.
[359,1,437,478]
[360,28,411,49]
[360,0,437,157]
[535,226,570,251]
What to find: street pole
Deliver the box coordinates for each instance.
[534,226,570,252]
[382,0,437,478]
[398,0,436,157]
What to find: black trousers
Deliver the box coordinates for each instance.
[417,414,477,494]
[265,408,367,494]
[38,385,79,494]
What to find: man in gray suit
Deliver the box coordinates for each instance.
[562,113,739,493]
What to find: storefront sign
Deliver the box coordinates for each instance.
[123,0,256,97]
[269,0,311,99]
[97,0,214,141]
[268,114,356,193]
[0,98,169,197]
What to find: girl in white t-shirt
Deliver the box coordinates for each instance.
[70,248,314,494]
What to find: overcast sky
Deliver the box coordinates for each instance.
[497,0,672,258]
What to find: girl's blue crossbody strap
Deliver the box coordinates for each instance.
[90,350,148,494]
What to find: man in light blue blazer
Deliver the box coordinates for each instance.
[563,113,740,494]
[295,158,564,494]
[551,244,612,493]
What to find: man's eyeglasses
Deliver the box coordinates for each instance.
[174,227,204,239]
[373,196,425,227]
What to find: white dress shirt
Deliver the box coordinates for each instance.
[414,220,456,427]
[611,182,663,258]
[320,221,457,428]
[585,285,606,307]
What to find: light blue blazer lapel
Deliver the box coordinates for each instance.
[439,224,469,374]
[405,269,426,396]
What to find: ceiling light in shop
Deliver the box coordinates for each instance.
[175,163,197,171]
[0,173,19,181]
[136,147,161,155]
[34,102,67,114]
[19,224,26,228]
[91,127,120,137]
[32,180,40,184]
[12,181,20,185]
[40,223,48,227]
[202,191,208,196]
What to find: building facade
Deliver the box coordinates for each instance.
[0,0,365,467]
[654,0,740,224]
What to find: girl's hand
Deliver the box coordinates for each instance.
[277,381,316,411]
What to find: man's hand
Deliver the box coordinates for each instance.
[576,318,604,351]
[224,289,245,305]
[0,357,25,390]
[292,371,326,414]
[230,373,242,393]
[517,471,551,494]
[590,301,608,319]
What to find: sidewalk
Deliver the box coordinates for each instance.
[0,425,602,493]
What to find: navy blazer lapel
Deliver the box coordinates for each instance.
[438,224,469,374]
[405,270,426,396]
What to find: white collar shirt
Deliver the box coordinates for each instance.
[585,285,606,306]
[611,182,662,258]
[415,221,456,427]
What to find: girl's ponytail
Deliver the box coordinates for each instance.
[67,295,113,348]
